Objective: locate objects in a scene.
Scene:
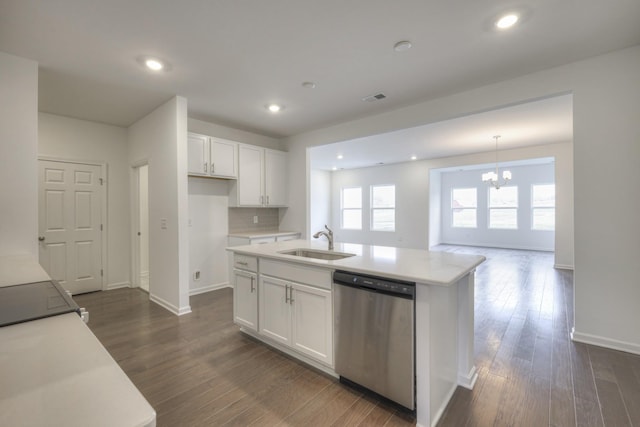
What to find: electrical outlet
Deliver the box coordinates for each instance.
[160,218,167,229]
[194,271,200,280]
[253,215,258,224]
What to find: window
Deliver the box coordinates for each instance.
[451,188,477,228]
[489,186,518,229]
[341,187,362,229]
[532,184,555,230]
[371,185,395,231]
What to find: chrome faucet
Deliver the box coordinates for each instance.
[313,225,334,250]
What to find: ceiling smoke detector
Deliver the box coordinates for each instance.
[362,93,387,102]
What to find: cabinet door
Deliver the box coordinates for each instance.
[259,275,291,345]
[210,138,237,178]
[264,150,288,206]
[233,269,258,331]
[291,283,333,366]
[187,133,209,175]
[238,145,264,206]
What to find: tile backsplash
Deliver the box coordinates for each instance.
[228,208,280,233]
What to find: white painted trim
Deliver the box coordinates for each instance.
[189,282,231,296]
[150,293,192,316]
[107,281,131,290]
[430,382,458,427]
[457,365,478,390]
[554,263,574,270]
[571,328,640,356]
[441,240,554,252]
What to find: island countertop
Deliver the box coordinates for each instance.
[226,239,485,286]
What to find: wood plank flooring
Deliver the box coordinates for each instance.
[75,246,640,426]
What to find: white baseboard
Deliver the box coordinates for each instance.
[441,241,554,252]
[554,263,574,270]
[189,282,231,296]
[571,328,640,355]
[149,293,192,316]
[458,365,478,390]
[106,281,130,290]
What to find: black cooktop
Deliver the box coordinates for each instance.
[0,280,80,327]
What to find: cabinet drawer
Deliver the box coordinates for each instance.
[260,259,331,290]
[234,254,258,272]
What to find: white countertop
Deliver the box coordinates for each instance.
[0,313,156,427]
[226,240,485,286]
[228,230,300,239]
[0,254,156,427]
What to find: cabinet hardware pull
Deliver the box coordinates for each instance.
[212,163,215,174]
[204,162,207,173]
[285,284,289,303]
[250,276,255,293]
[266,195,270,205]
[237,261,248,266]
[289,287,294,304]
[260,195,264,205]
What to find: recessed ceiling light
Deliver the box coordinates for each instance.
[393,40,412,52]
[337,154,343,160]
[302,81,316,89]
[145,59,164,71]
[136,55,171,72]
[266,104,283,113]
[495,14,519,29]
[411,155,417,160]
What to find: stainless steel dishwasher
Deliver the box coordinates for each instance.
[333,270,415,411]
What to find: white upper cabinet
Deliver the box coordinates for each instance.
[187,132,238,179]
[233,144,288,207]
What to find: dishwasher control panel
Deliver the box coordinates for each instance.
[333,270,415,298]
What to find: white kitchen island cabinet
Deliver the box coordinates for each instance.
[226,240,484,427]
[232,254,258,332]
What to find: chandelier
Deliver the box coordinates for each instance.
[482,135,511,189]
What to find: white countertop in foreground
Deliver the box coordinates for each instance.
[0,255,156,427]
[226,240,485,286]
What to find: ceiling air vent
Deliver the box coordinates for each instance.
[362,93,386,102]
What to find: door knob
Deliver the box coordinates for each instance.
[38,236,45,241]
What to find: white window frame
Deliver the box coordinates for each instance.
[341,186,362,230]
[451,187,478,228]
[488,186,518,230]
[531,183,556,231]
[370,184,395,232]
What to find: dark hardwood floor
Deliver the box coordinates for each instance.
[75,246,640,426]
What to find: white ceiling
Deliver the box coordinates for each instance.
[1,1,639,139]
[310,94,572,170]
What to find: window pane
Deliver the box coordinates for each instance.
[532,184,555,207]
[372,209,395,231]
[342,187,361,209]
[342,209,362,229]
[453,209,477,228]
[452,188,477,208]
[372,185,395,208]
[489,186,518,207]
[489,209,517,229]
[533,208,555,230]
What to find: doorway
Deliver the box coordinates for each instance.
[38,158,104,294]
[135,164,150,292]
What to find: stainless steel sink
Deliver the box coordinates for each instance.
[278,248,356,261]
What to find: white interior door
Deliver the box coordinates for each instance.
[38,160,103,294]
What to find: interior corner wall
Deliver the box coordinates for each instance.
[38,113,131,288]
[128,96,191,315]
[571,45,640,354]
[0,52,38,258]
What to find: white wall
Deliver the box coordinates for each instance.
[188,118,282,150]
[0,52,38,258]
[309,169,331,239]
[138,165,149,285]
[428,170,442,248]
[330,162,430,249]
[38,113,131,288]
[128,96,190,315]
[188,177,230,295]
[440,162,555,251]
[284,45,640,354]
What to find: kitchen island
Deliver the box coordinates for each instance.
[0,255,156,427]
[226,240,485,427]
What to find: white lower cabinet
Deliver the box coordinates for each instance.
[233,269,258,331]
[259,275,333,366]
